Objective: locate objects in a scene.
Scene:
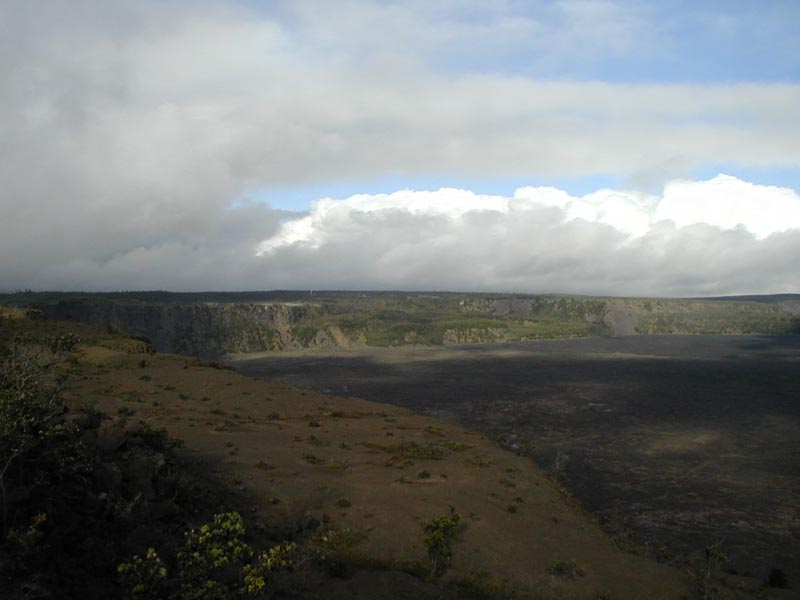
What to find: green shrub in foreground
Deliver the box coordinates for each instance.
[423,509,462,578]
[119,515,368,599]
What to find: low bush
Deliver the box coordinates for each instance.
[422,509,462,578]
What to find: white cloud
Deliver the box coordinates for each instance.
[0,2,799,295]
[254,176,800,296]
[262,175,800,253]
[655,175,800,239]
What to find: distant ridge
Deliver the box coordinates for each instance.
[3,290,800,305]
[5,291,798,357]
[695,293,800,303]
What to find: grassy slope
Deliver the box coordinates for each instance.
[72,351,698,599]
[3,311,796,598]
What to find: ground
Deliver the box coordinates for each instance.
[3,311,796,598]
[228,335,800,590]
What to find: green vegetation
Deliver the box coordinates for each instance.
[5,290,797,356]
[361,440,447,461]
[447,569,523,600]
[0,338,198,597]
[695,541,728,600]
[1,307,794,598]
[422,509,462,577]
[547,558,585,579]
[118,512,299,600]
[0,322,387,599]
[0,344,66,534]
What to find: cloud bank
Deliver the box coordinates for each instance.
[3,167,800,295]
[1,2,799,296]
[251,175,800,297]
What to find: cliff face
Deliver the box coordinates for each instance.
[42,301,335,357]
[40,294,799,357]
[460,295,797,336]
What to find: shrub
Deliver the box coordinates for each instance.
[696,541,727,600]
[0,346,65,534]
[177,512,252,598]
[117,548,167,600]
[240,541,297,596]
[45,333,81,354]
[136,420,184,451]
[423,509,462,577]
[547,559,585,579]
[118,512,299,600]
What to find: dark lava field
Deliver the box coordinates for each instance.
[229,335,800,584]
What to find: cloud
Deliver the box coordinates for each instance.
[0,2,798,295]
[255,176,800,296]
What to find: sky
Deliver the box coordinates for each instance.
[1,0,799,296]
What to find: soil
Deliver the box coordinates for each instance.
[63,342,699,599]
[5,313,795,598]
[228,335,800,587]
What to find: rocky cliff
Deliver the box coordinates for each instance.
[37,293,800,357]
[42,300,334,356]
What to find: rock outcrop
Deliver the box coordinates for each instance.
[39,293,799,357]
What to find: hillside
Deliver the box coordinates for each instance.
[3,291,798,357]
[2,309,796,598]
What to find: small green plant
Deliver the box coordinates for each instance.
[696,540,728,600]
[1,513,48,574]
[423,509,462,577]
[448,569,522,600]
[302,451,323,465]
[118,512,299,600]
[116,406,135,418]
[547,558,585,579]
[465,455,490,468]
[551,449,567,482]
[45,333,81,354]
[117,548,167,600]
[240,541,297,596]
[136,420,184,451]
[326,458,350,471]
[177,512,252,592]
[439,440,473,452]
[308,527,368,558]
